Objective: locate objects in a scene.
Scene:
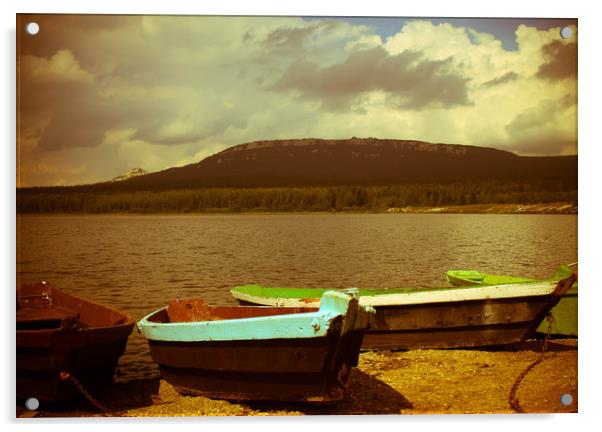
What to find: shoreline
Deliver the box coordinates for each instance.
[15,202,577,216]
[17,338,577,417]
[386,202,577,215]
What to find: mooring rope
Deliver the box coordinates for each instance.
[508,313,556,413]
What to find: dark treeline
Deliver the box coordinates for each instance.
[17,180,577,214]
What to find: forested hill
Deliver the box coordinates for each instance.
[17,138,577,213]
[22,138,577,192]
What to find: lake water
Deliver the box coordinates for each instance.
[16,214,577,381]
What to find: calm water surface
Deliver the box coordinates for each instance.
[16,214,577,381]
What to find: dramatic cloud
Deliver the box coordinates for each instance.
[21,49,94,85]
[537,40,578,81]
[16,15,577,186]
[504,95,577,155]
[271,46,470,110]
[261,22,331,54]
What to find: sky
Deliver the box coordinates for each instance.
[16,15,577,187]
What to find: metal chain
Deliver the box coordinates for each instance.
[508,313,556,413]
[60,371,123,416]
[337,363,350,389]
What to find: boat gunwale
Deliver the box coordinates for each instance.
[138,305,343,342]
[138,289,373,343]
[231,278,570,307]
[16,283,135,333]
[445,267,577,292]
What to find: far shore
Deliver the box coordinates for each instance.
[385,202,577,215]
[16,202,577,216]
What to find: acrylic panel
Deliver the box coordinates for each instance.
[16,14,577,417]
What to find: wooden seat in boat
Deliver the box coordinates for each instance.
[16,306,79,330]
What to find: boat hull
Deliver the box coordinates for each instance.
[146,332,364,402]
[17,328,132,402]
[534,292,577,336]
[16,283,134,402]
[445,268,578,337]
[238,295,563,350]
[139,291,370,402]
[363,295,556,350]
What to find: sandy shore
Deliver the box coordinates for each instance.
[17,338,577,418]
[386,202,577,215]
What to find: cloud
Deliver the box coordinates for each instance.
[505,97,576,155]
[16,16,577,186]
[19,49,115,151]
[481,71,519,88]
[511,135,576,156]
[261,22,324,54]
[505,96,576,136]
[536,40,578,81]
[19,16,305,155]
[270,45,470,110]
[505,100,560,136]
[21,49,94,85]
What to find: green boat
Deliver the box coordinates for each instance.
[445,264,577,337]
[445,270,534,286]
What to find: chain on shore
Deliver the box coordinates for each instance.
[60,371,123,417]
[508,313,556,413]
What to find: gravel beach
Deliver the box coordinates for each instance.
[17,338,577,418]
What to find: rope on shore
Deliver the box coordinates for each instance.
[508,313,556,413]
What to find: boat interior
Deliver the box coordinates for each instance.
[154,298,317,323]
[16,282,131,331]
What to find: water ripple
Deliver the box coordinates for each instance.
[17,214,577,381]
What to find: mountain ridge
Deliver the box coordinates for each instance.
[21,138,577,191]
[113,138,575,190]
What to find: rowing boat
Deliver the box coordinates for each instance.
[445,270,533,286]
[138,289,373,402]
[16,282,135,402]
[445,265,577,336]
[230,274,575,350]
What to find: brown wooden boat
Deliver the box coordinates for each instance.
[16,281,135,402]
[138,289,373,402]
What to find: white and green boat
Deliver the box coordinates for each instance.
[231,272,576,351]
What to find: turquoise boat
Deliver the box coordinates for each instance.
[445,264,577,337]
[231,274,576,350]
[138,289,373,402]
